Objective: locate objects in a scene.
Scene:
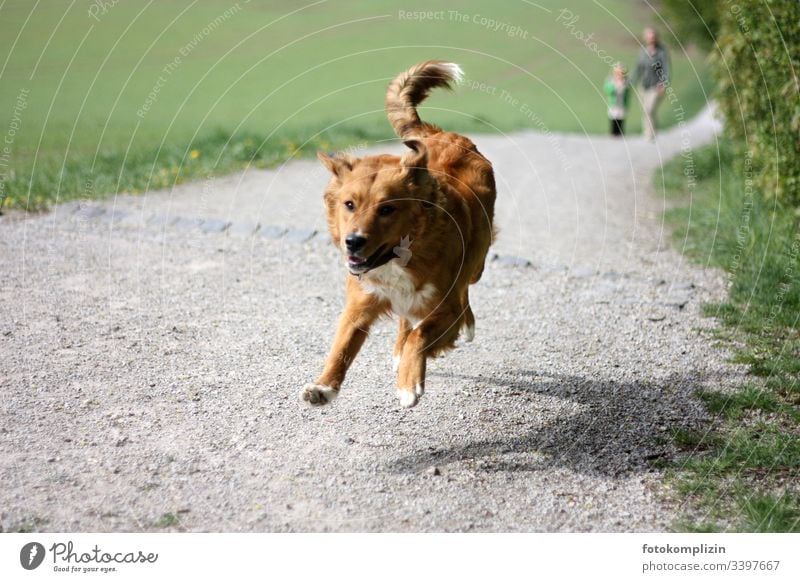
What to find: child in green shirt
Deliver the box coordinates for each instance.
[604,63,630,136]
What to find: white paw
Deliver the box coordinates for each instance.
[462,323,475,342]
[397,388,420,408]
[392,354,401,373]
[415,382,424,396]
[300,383,338,406]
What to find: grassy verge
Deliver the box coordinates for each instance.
[0,0,712,212]
[659,140,800,532]
[0,123,392,212]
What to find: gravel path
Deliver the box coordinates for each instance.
[0,106,748,532]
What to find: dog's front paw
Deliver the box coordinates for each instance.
[300,383,338,406]
[397,385,423,408]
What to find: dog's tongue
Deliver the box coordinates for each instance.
[348,256,366,265]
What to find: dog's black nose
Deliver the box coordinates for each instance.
[345,234,367,252]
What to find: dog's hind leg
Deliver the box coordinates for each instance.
[460,288,475,342]
[300,292,382,406]
[462,304,475,342]
[392,318,412,372]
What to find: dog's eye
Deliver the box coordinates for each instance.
[344,201,355,211]
[378,204,396,217]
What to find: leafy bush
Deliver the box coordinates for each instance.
[711,0,800,205]
[659,0,720,50]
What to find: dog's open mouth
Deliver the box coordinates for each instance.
[347,244,392,274]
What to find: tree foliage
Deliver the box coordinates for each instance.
[660,0,720,50]
[710,0,800,205]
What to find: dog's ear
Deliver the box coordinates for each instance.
[317,151,355,179]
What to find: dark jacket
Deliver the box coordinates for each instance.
[632,44,670,89]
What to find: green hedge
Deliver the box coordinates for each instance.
[711,0,800,205]
[660,0,720,50]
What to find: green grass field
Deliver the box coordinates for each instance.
[0,0,712,209]
[659,142,800,532]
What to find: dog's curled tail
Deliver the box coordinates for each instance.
[385,60,463,139]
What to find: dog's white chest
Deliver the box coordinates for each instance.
[361,262,436,325]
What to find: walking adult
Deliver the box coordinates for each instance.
[631,27,670,141]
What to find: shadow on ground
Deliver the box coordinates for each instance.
[388,369,716,478]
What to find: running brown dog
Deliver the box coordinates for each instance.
[301,60,496,408]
